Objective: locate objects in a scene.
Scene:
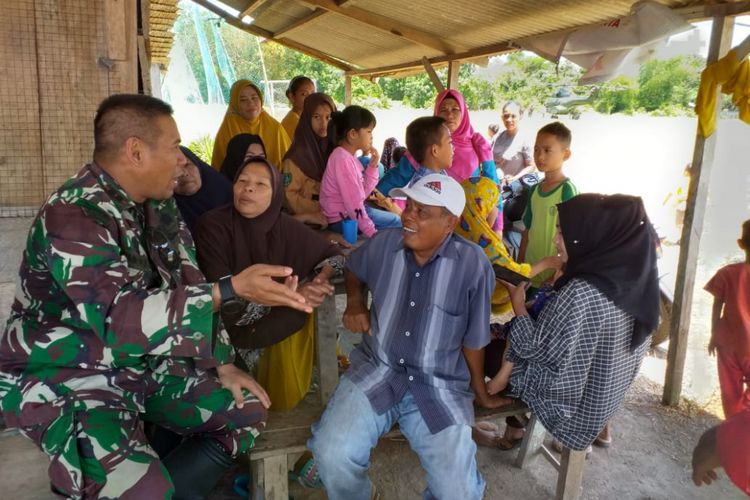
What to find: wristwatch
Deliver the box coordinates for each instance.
[219,276,246,315]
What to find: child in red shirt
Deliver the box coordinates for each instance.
[704,219,750,418]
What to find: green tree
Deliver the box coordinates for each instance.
[493,52,584,111]
[592,76,638,114]
[637,56,703,112]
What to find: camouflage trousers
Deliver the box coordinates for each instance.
[16,371,266,499]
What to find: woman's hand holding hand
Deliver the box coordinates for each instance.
[298,278,334,308]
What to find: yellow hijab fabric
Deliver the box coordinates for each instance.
[455,177,531,308]
[211,80,291,169]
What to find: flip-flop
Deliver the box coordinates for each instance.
[594,435,612,448]
[497,436,523,451]
[473,421,502,448]
[233,474,251,498]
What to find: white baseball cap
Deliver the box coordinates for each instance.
[389,174,466,217]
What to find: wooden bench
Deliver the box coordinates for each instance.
[249,286,587,500]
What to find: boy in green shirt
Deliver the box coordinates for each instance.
[519,122,578,289]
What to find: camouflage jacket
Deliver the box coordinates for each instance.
[0,163,233,426]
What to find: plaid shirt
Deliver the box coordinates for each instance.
[344,228,494,434]
[508,279,649,450]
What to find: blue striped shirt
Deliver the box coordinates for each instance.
[344,228,495,434]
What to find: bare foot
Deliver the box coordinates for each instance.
[472,422,503,448]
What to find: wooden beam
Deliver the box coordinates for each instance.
[191,0,354,71]
[273,9,327,39]
[344,75,352,105]
[662,14,735,406]
[239,0,269,19]
[303,0,455,54]
[346,42,515,78]
[447,60,460,89]
[422,57,445,93]
[675,0,750,21]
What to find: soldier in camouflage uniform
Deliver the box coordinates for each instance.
[0,94,312,499]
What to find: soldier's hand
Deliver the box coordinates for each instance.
[217,363,271,409]
[232,264,312,313]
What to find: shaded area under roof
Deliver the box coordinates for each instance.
[166,0,750,78]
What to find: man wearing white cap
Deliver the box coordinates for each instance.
[309,174,502,499]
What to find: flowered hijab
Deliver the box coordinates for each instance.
[381,137,401,171]
[456,177,531,277]
[434,89,493,183]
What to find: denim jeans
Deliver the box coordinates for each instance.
[365,205,401,230]
[308,377,484,500]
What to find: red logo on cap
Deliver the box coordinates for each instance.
[424,181,442,194]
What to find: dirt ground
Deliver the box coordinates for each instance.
[202,374,743,500]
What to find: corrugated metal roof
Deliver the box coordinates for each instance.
[153,0,750,76]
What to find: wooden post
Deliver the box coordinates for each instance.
[447,60,460,89]
[344,75,352,105]
[104,0,138,94]
[421,57,445,92]
[315,296,340,404]
[515,414,546,468]
[662,15,735,405]
[556,449,586,500]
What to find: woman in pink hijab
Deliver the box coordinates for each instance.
[434,89,499,184]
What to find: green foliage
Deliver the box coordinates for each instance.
[636,56,703,113]
[494,52,586,111]
[186,135,215,164]
[458,65,496,110]
[593,76,638,114]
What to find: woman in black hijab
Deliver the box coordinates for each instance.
[194,156,344,410]
[174,147,232,232]
[220,134,267,182]
[486,193,659,452]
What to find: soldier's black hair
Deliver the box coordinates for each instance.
[93,94,174,160]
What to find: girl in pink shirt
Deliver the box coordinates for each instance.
[320,106,401,238]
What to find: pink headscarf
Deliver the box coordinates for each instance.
[434,89,493,183]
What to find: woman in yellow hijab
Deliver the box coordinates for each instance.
[455,177,560,311]
[211,80,291,170]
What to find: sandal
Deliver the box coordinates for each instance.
[290,451,324,489]
[473,422,502,448]
[497,425,525,451]
[497,435,523,450]
[594,435,612,448]
[594,425,612,448]
[233,474,251,497]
